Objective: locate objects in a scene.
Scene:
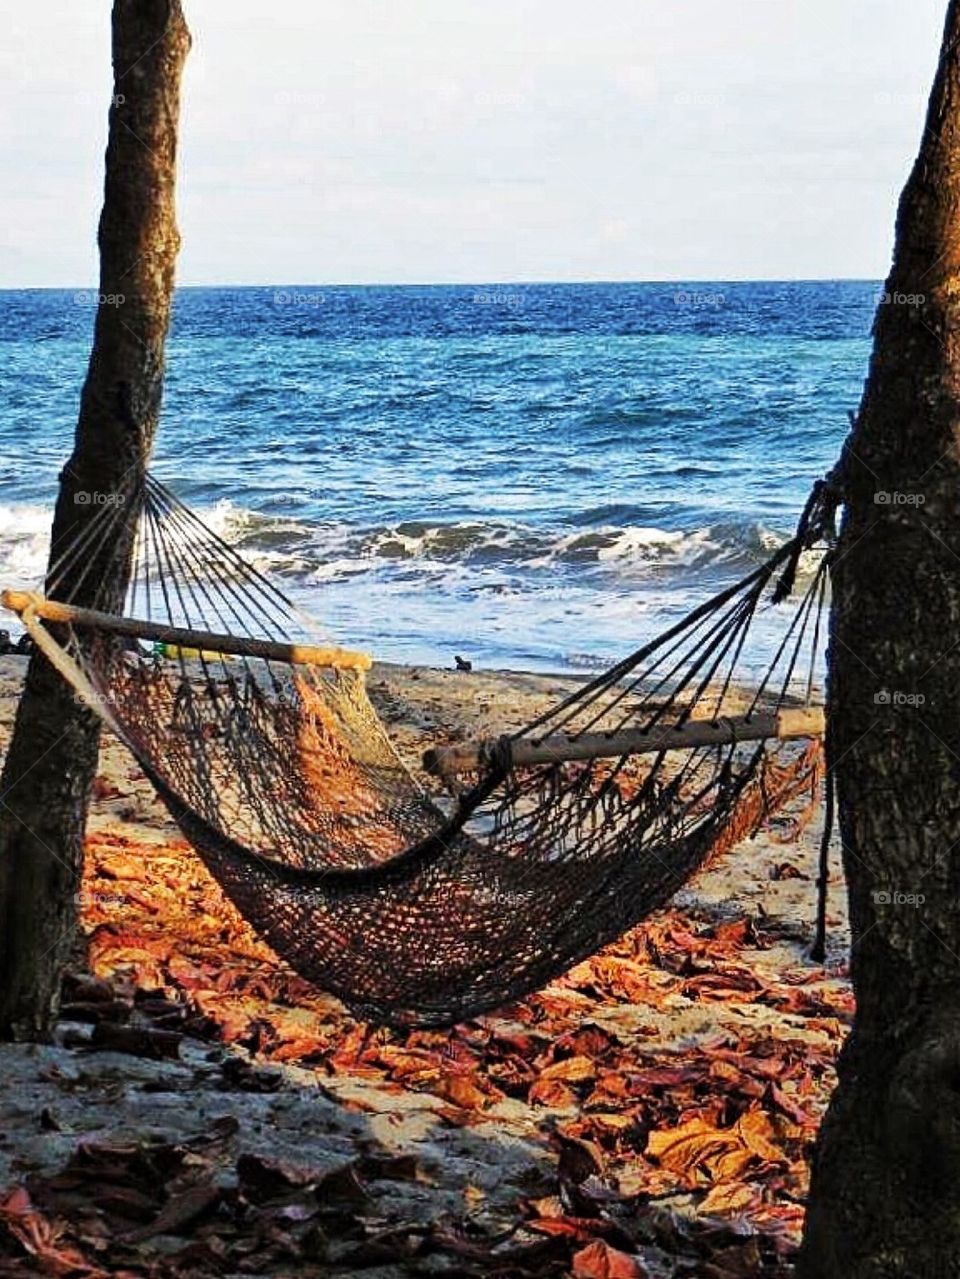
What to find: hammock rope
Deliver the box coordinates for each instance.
[3,473,835,1027]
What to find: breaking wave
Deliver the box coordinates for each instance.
[169,501,797,587]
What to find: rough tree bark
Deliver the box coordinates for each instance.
[0,0,190,1040]
[798,2,960,1274]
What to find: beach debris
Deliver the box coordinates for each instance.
[13,822,847,1271]
[0,1186,98,1278]
[572,1240,649,1278]
[0,673,847,1277]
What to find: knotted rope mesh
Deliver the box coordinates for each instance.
[35,475,831,1027]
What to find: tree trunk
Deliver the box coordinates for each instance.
[0,0,190,1040]
[798,2,960,1273]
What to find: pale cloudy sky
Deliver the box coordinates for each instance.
[0,1,948,286]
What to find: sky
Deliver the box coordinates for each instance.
[0,0,949,286]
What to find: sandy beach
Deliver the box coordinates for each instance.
[0,652,850,1276]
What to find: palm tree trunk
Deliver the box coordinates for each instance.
[798,1,960,1272]
[0,0,190,1040]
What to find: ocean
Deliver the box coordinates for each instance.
[0,281,876,672]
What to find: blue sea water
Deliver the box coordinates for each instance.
[0,281,877,670]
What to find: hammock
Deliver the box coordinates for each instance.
[2,475,834,1027]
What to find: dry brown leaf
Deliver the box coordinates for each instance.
[527,1216,603,1242]
[463,1183,485,1210]
[736,1110,786,1163]
[433,1072,491,1111]
[582,1112,634,1134]
[710,1147,756,1182]
[529,1077,578,1108]
[646,1106,789,1193]
[528,1195,566,1219]
[540,1055,597,1084]
[572,1239,648,1278]
[700,1180,761,1217]
[0,1187,104,1277]
[646,1117,740,1180]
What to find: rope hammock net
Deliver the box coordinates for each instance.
[3,474,834,1027]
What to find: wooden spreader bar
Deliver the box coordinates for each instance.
[1,590,373,672]
[424,706,825,777]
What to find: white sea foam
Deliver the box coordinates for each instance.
[0,503,52,587]
[190,504,799,587]
[0,494,817,674]
[0,496,810,611]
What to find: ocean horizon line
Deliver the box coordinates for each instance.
[0,275,885,294]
